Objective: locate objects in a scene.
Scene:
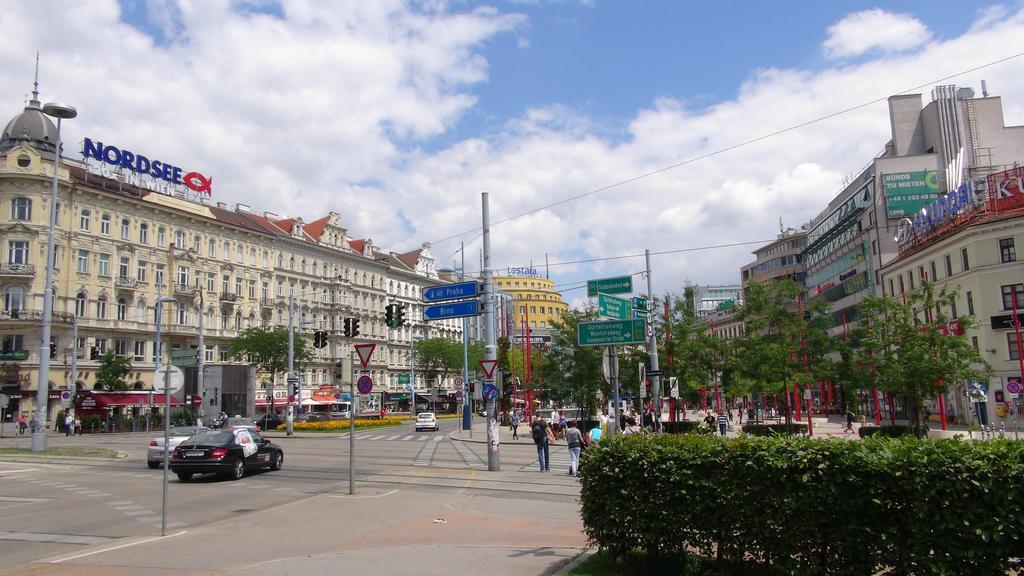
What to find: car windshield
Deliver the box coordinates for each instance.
[229,418,256,426]
[169,426,201,436]
[417,413,435,420]
[185,430,234,445]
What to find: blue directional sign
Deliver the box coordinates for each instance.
[482,382,497,401]
[423,299,480,320]
[423,281,481,303]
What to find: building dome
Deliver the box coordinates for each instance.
[0,95,58,155]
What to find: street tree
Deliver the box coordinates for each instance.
[95,350,133,390]
[855,282,988,431]
[229,327,313,411]
[537,307,603,421]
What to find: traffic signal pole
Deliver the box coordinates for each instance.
[645,249,662,430]
[482,192,499,471]
[286,290,295,437]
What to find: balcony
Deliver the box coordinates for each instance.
[219,292,238,303]
[0,309,74,325]
[174,284,199,297]
[0,263,34,277]
[260,297,276,308]
[115,276,139,290]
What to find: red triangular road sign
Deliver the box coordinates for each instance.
[479,359,498,379]
[354,344,376,369]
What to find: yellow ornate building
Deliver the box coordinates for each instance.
[493,271,568,337]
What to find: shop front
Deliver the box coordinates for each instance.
[76,391,181,432]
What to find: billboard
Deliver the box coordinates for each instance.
[883,170,939,218]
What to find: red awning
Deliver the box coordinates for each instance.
[80,393,181,408]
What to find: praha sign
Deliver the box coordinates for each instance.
[82,138,213,197]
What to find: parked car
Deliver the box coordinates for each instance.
[170,428,283,481]
[416,412,439,432]
[147,425,207,469]
[225,417,260,432]
[255,413,283,430]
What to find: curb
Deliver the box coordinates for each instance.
[550,548,596,576]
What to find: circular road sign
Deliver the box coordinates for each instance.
[482,382,497,401]
[455,389,464,399]
[455,376,464,387]
[334,392,342,400]
[357,374,374,395]
[154,365,185,394]
[1008,380,1022,394]
[60,390,72,401]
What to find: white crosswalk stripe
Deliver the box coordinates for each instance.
[518,448,575,473]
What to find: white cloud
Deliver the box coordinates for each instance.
[823,9,932,59]
[2,2,1024,300]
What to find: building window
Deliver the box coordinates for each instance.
[205,345,214,362]
[248,279,256,299]
[967,291,975,316]
[98,253,110,277]
[237,245,243,262]
[7,240,28,265]
[4,286,24,313]
[116,298,127,321]
[262,282,269,300]
[115,339,128,357]
[155,264,165,287]
[235,277,242,295]
[76,250,89,273]
[96,296,107,319]
[119,256,130,279]
[134,341,146,362]
[222,275,230,294]
[950,300,958,318]
[908,270,914,290]
[206,272,215,292]
[95,338,107,356]
[1000,238,1016,263]
[139,223,148,244]
[193,235,201,252]
[944,254,952,277]
[250,248,256,265]
[208,239,216,258]
[75,292,87,316]
[177,265,190,287]
[10,198,31,220]
[887,278,895,298]
[1010,333,1021,361]
[137,261,148,283]
[176,303,188,325]
[121,219,130,240]
[100,213,110,235]
[1001,284,1024,310]
[157,227,166,247]
[961,247,970,271]
[930,261,937,282]
[223,242,230,260]
[872,240,878,255]
[174,230,185,248]
[79,209,91,231]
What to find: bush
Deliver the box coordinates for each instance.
[278,417,406,432]
[659,420,700,434]
[579,434,1024,574]
[80,415,102,432]
[741,423,808,436]
[858,424,928,438]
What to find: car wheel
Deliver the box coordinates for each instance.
[148,460,160,469]
[230,458,245,480]
[270,452,283,471]
[176,472,192,482]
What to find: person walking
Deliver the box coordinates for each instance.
[29,414,38,434]
[511,410,520,440]
[845,409,855,435]
[531,415,551,472]
[717,412,728,436]
[565,420,583,477]
[17,414,26,436]
[74,416,82,436]
[64,413,74,437]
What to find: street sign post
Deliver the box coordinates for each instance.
[587,276,633,297]
[354,344,376,369]
[422,281,481,303]
[170,348,198,368]
[424,300,479,320]
[479,359,498,379]
[632,297,650,311]
[154,365,185,394]
[578,319,647,346]
[598,293,631,320]
[482,382,497,401]
[357,374,373,395]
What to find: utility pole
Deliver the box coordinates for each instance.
[196,284,205,424]
[461,241,471,433]
[645,249,662,430]
[286,289,295,437]
[482,192,499,471]
[69,318,77,418]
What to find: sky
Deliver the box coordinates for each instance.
[3,0,1024,308]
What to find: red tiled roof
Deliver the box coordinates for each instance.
[304,215,331,241]
[349,239,365,253]
[395,250,420,269]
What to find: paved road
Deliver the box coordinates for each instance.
[0,417,586,575]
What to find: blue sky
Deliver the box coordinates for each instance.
[8,1,1024,301]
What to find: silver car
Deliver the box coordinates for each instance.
[147,426,207,468]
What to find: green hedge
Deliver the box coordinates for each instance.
[579,434,1024,574]
[660,420,701,434]
[741,423,808,436]
[858,424,928,438]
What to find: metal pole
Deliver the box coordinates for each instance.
[410,327,415,417]
[286,290,294,436]
[32,116,65,452]
[482,192,499,471]
[461,241,471,432]
[155,297,172,537]
[610,346,620,435]
[349,350,355,495]
[197,285,205,424]
[70,318,77,418]
[644,249,662,430]
[297,307,304,417]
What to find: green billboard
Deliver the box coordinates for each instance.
[883,170,939,218]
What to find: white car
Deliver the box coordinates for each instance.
[415,412,439,432]
[147,425,207,468]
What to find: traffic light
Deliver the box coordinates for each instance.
[395,304,406,326]
[343,318,352,337]
[49,339,57,359]
[334,360,345,381]
[313,330,328,348]
[351,318,360,337]
[384,304,395,327]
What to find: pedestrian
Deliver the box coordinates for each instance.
[717,412,728,436]
[74,416,82,436]
[29,414,38,434]
[642,403,655,431]
[565,420,583,477]
[845,409,855,435]
[64,413,73,437]
[17,414,26,435]
[622,416,641,435]
[511,410,520,440]
[531,415,551,472]
[598,409,609,438]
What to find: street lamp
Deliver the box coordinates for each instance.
[155,295,175,537]
[32,102,76,452]
[410,331,423,417]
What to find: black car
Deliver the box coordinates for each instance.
[170,429,283,482]
[255,413,283,430]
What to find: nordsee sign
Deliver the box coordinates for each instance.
[81,138,213,196]
[422,281,480,303]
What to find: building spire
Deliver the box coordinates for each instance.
[31,51,40,104]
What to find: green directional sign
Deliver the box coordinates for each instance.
[587,276,633,298]
[598,293,630,320]
[171,348,198,368]
[578,319,647,346]
[398,373,410,385]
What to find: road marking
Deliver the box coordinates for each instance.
[401,435,414,441]
[0,496,48,503]
[450,438,485,466]
[413,434,441,467]
[327,489,398,499]
[124,510,155,517]
[0,468,38,475]
[108,501,133,506]
[51,483,77,488]
[113,505,144,511]
[50,530,187,563]
[87,493,113,498]
[0,532,115,546]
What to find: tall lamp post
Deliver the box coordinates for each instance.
[32,102,76,452]
[155,295,175,537]
[410,332,423,416]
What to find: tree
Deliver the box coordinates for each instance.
[536,307,603,421]
[855,282,988,431]
[414,337,481,395]
[228,327,313,411]
[95,350,133,390]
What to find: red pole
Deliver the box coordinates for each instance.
[665,297,675,423]
[1012,288,1024,411]
[873,389,882,426]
